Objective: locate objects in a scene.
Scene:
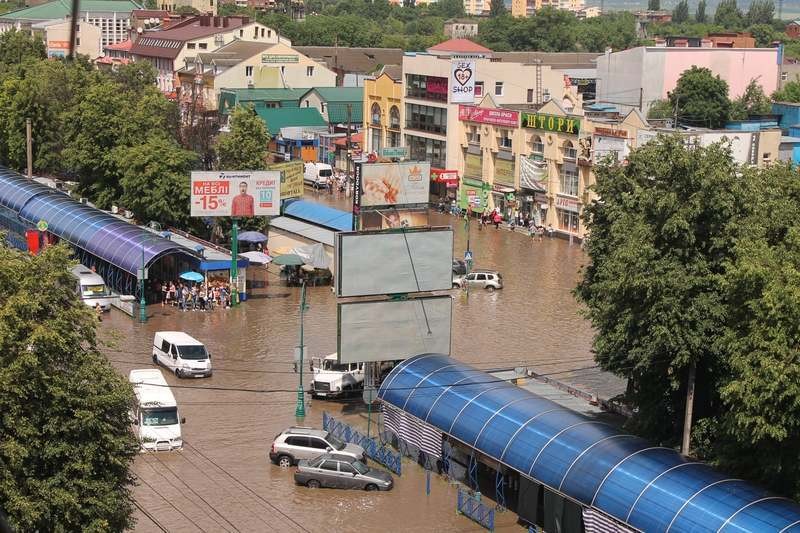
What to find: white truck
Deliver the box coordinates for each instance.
[304,162,333,190]
[70,265,116,311]
[310,353,396,399]
[129,369,184,452]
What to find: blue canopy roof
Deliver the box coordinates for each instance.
[283,199,353,232]
[0,167,196,276]
[378,354,800,533]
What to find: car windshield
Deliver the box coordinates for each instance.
[178,345,207,360]
[326,433,346,450]
[322,360,350,372]
[142,407,178,426]
[319,169,333,177]
[351,460,369,475]
[81,284,109,297]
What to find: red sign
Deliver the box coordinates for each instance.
[458,105,519,127]
[431,168,460,187]
[26,230,40,255]
[426,76,448,96]
[594,126,627,138]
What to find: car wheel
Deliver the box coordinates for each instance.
[452,283,459,288]
[365,484,378,491]
[277,455,293,468]
[306,479,321,489]
[152,354,158,365]
[486,286,495,292]
[175,368,182,378]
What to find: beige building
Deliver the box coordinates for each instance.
[444,19,478,38]
[32,18,103,59]
[159,0,217,15]
[178,40,336,110]
[463,0,489,16]
[363,71,403,154]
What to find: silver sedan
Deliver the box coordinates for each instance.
[294,453,393,491]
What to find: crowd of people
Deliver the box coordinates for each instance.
[156,279,234,310]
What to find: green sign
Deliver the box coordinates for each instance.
[521,112,581,135]
[36,220,48,232]
[464,153,483,180]
[379,146,409,158]
[261,54,299,64]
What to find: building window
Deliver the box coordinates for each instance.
[371,127,382,151]
[388,130,400,147]
[187,43,196,49]
[531,135,544,157]
[494,82,503,96]
[475,81,483,97]
[245,66,253,76]
[389,106,400,129]
[371,103,382,125]
[563,140,577,161]
[557,208,579,233]
[468,125,480,144]
[559,165,579,196]
[406,74,448,102]
[782,72,789,81]
[268,30,271,37]
[261,28,265,37]
[199,43,207,49]
[406,134,446,168]
[527,89,534,103]
[75,37,80,45]
[307,66,314,76]
[405,103,447,134]
[321,102,326,113]
[499,130,512,150]
[239,29,243,37]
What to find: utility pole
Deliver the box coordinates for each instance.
[231,219,239,306]
[681,360,696,455]
[673,95,679,129]
[295,280,307,418]
[26,118,32,179]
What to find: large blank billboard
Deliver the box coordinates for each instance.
[338,296,452,363]
[335,227,453,297]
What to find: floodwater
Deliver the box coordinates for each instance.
[100,191,625,532]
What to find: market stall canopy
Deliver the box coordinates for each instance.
[238,231,268,243]
[241,251,272,264]
[292,243,330,270]
[271,254,305,266]
[179,271,204,282]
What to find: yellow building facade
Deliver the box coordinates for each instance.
[363,72,404,155]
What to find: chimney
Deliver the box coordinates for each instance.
[213,16,220,27]
[222,17,229,27]
[241,16,249,24]
[200,15,210,26]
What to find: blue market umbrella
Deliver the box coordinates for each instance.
[179,271,204,282]
[238,231,268,243]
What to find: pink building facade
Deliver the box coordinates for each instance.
[597,46,779,114]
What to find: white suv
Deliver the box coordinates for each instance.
[454,270,503,291]
[269,427,366,467]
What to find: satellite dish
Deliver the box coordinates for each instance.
[137,27,143,33]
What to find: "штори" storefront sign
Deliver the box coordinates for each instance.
[521,112,580,135]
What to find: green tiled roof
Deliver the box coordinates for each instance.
[307,87,364,103]
[0,0,140,20]
[255,107,327,135]
[218,88,308,116]
[327,102,363,124]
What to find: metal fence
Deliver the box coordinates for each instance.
[457,487,495,531]
[322,412,402,475]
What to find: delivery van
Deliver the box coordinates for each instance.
[129,369,184,451]
[70,265,116,311]
[304,162,333,189]
[152,331,212,378]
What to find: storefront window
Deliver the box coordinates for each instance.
[557,208,580,233]
[559,164,579,197]
[406,134,446,168]
[405,103,447,134]
[371,127,382,152]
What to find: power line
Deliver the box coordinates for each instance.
[133,500,169,533]
[136,473,209,533]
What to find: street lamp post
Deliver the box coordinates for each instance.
[231,219,239,306]
[139,242,147,323]
[295,280,308,418]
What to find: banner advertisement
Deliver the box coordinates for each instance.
[464,152,483,179]
[494,157,515,186]
[190,171,281,217]
[268,161,304,199]
[359,209,429,230]
[521,112,581,135]
[458,105,519,127]
[450,60,476,104]
[520,157,548,191]
[359,162,431,207]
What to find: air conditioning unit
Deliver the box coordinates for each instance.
[79,197,88,204]
[111,205,119,214]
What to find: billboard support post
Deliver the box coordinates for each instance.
[231,219,239,306]
[139,237,147,323]
[295,280,307,418]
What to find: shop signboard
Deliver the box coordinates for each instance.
[593,134,629,164]
[431,169,460,188]
[261,54,299,63]
[450,60,476,104]
[426,76,448,97]
[494,157,515,186]
[268,161,304,200]
[464,153,483,179]
[555,195,580,213]
[458,105,519,127]
[521,112,581,135]
[190,171,281,217]
[380,146,409,159]
[358,162,431,207]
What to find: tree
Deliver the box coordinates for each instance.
[673,0,689,23]
[216,105,270,170]
[746,0,774,25]
[696,0,707,22]
[647,0,660,11]
[747,22,777,46]
[0,243,139,531]
[669,66,731,129]
[490,0,506,17]
[0,29,45,65]
[176,5,201,14]
[714,0,743,28]
[110,61,158,94]
[647,98,673,120]
[772,80,800,102]
[729,79,772,119]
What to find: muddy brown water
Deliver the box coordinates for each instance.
[101,192,624,532]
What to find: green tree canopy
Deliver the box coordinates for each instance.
[647,0,660,10]
[673,0,689,23]
[745,0,774,25]
[696,0,707,22]
[490,0,506,17]
[714,0,743,28]
[647,98,673,120]
[772,79,800,102]
[0,243,139,531]
[669,66,731,129]
[729,79,772,119]
[217,105,271,170]
[0,29,45,65]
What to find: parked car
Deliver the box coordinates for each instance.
[453,270,503,291]
[269,427,366,467]
[452,259,467,276]
[294,453,393,491]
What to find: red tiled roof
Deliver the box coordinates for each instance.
[106,39,132,51]
[130,16,248,59]
[427,38,492,54]
[95,56,131,65]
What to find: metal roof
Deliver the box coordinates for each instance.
[0,167,195,276]
[0,0,139,20]
[269,216,335,247]
[378,354,800,533]
[254,107,327,135]
[282,199,352,232]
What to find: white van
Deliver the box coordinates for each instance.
[304,162,333,189]
[129,369,184,451]
[152,331,212,378]
[70,265,116,311]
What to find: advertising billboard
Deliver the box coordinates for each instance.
[359,208,429,230]
[450,60,476,104]
[191,171,281,217]
[359,162,431,207]
[335,227,453,297]
[458,105,519,127]
[268,161,304,200]
[337,296,452,363]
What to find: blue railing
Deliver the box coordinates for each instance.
[322,412,402,475]
[457,487,495,531]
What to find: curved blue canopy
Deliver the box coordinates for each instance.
[378,354,800,533]
[0,167,195,275]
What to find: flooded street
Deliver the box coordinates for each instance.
[101,194,625,532]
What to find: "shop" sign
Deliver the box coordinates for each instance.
[521,113,580,135]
